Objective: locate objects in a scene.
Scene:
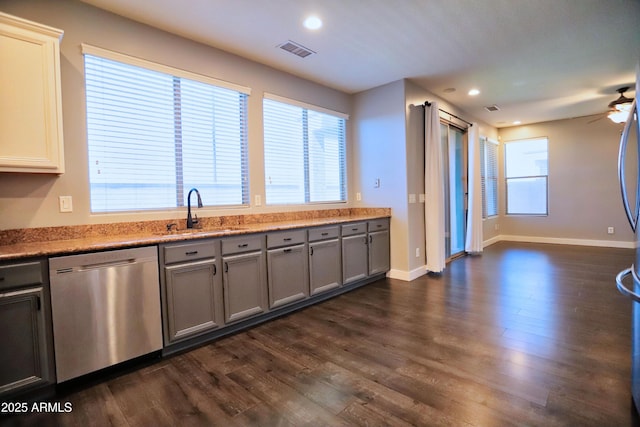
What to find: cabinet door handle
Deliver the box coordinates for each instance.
[213,264,217,276]
[224,262,229,273]
[369,235,373,243]
[321,232,329,236]
[310,247,314,256]
[352,228,359,231]
[238,243,249,248]
[283,237,292,241]
[185,250,198,256]
[36,296,41,311]
[284,248,292,253]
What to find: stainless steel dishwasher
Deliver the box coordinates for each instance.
[49,246,162,382]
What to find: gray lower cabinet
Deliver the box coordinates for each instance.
[368,219,390,275]
[342,222,369,284]
[308,225,342,295]
[222,235,267,323]
[0,260,55,396]
[160,240,223,344]
[267,244,309,308]
[266,229,308,309]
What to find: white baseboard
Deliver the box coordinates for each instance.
[483,235,502,248]
[387,266,426,281]
[389,235,634,282]
[495,234,635,249]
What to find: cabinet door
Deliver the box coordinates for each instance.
[0,14,64,173]
[267,244,309,309]
[222,251,267,323]
[0,287,50,394]
[342,234,368,284]
[309,239,342,295]
[368,230,390,275]
[164,259,222,343]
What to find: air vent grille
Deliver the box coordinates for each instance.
[278,40,316,58]
[485,105,500,112]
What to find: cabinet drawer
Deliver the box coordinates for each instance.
[308,226,340,242]
[341,222,367,237]
[368,218,389,232]
[163,240,217,264]
[222,235,263,255]
[0,261,43,291]
[267,229,306,248]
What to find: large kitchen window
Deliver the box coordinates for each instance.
[83,45,250,212]
[480,137,498,218]
[505,137,548,215]
[263,94,347,205]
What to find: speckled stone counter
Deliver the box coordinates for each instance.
[0,208,390,261]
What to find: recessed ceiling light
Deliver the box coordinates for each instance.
[303,15,322,30]
[468,88,480,96]
[513,120,522,125]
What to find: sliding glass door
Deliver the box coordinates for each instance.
[440,123,467,260]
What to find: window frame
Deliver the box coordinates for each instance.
[82,44,251,213]
[504,137,549,216]
[262,93,348,206]
[480,136,499,218]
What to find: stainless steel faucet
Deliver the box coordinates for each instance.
[186,188,203,229]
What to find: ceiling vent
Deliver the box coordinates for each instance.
[278,40,316,58]
[484,105,500,112]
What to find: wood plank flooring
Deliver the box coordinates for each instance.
[4,242,640,426]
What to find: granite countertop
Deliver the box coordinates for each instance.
[0,209,390,261]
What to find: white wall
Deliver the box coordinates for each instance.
[353,79,499,280]
[352,80,409,274]
[498,115,635,246]
[0,0,353,230]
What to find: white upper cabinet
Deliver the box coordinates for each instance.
[0,12,64,173]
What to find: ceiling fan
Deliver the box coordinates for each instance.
[589,87,635,124]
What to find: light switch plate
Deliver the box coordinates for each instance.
[59,196,73,213]
[408,194,416,203]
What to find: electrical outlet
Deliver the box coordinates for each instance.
[59,196,73,213]
[408,194,416,203]
[415,247,420,257]
[255,195,261,206]
[374,178,380,188]
[356,192,362,201]
[495,223,499,231]
[608,226,615,235]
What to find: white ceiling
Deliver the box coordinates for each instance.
[80,0,640,128]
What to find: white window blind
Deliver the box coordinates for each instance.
[263,96,347,205]
[84,50,249,212]
[480,137,498,218]
[505,137,548,215]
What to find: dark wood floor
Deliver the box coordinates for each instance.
[4,242,639,426]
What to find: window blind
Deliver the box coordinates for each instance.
[505,137,548,215]
[480,137,499,218]
[84,52,249,212]
[263,97,346,205]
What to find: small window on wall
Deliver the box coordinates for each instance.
[480,137,498,218]
[505,137,548,215]
[263,94,347,205]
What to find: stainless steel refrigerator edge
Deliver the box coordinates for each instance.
[616,60,640,414]
[49,246,163,382]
